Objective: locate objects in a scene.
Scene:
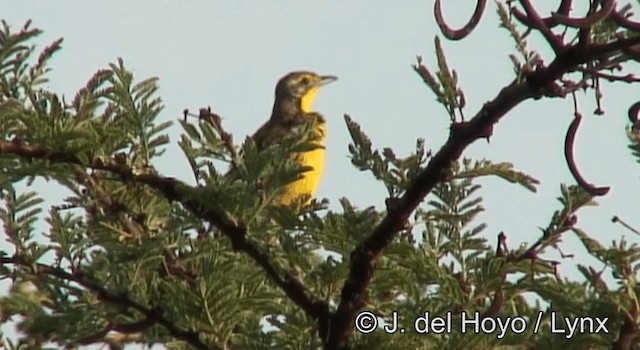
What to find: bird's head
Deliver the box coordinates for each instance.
[274,71,338,113]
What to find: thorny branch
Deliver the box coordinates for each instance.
[511,0,573,29]
[330,1,640,349]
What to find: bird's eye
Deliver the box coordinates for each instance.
[300,76,310,86]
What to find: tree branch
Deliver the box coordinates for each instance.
[511,0,573,29]
[0,139,329,325]
[1,255,214,350]
[325,78,535,349]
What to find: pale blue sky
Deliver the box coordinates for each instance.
[1,0,639,343]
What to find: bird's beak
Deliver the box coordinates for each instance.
[318,75,338,86]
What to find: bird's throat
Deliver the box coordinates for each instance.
[300,87,319,113]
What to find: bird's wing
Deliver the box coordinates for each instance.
[226,113,325,178]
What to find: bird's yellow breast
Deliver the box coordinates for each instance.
[279,122,326,205]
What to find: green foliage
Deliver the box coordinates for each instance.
[412,37,466,122]
[346,114,429,198]
[496,2,537,80]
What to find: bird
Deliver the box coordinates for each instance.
[247,71,337,206]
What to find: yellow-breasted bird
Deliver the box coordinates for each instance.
[247,71,337,205]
